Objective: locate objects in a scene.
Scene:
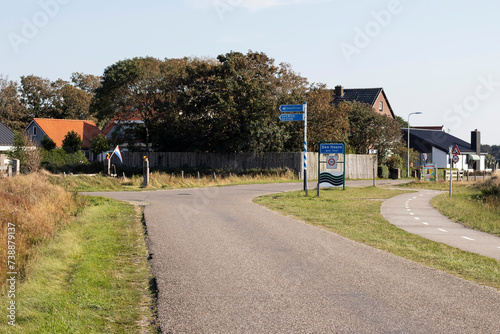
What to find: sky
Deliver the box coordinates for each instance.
[1,0,499,145]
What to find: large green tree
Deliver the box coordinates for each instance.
[306,85,349,152]
[92,57,169,152]
[346,101,403,162]
[0,75,28,132]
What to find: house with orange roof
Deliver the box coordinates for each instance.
[26,118,102,160]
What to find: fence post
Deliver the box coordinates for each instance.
[143,157,149,187]
[8,165,12,178]
[12,159,20,176]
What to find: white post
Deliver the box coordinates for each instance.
[303,102,308,196]
[449,146,453,197]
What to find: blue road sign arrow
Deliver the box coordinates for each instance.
[280,104,305,112]
[280,113,304,122]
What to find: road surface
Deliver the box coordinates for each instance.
[87,182,500,333]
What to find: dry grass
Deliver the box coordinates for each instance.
[477,171,500,204]
[0,174,81,287]
[49,169,299,192]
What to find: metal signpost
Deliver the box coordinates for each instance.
[369,149,377,187]
[280,102,308,195]
[317,141,346,196]
[449,144,461,197]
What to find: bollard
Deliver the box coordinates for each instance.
[213,172,217,182]
[143,157,149,187]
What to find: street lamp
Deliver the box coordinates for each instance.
[407,112,423,177]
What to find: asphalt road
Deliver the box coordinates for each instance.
[88,182,500,333]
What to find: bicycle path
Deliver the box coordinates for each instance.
[381,189,500,261]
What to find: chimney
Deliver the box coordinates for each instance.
[334,85,344,97]
[471,129,481,154]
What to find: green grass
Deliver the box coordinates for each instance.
[399,181,500,236]
[256,187,500,289]
[0,197,158,333]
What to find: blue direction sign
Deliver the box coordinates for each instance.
[280,104,305,113]
[280,113,304,122]
[320,143,344,154]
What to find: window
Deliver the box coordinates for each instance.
[33,126,37,136]
[379,101,383,111]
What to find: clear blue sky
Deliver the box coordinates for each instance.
[1,0,499,144]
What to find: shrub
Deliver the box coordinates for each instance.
[478,171,500,203]
[62,130,82,154]
[386,155,403,170]
[378,165,389,179]
[41,135,56,151]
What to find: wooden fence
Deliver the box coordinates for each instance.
[120,152,376,180]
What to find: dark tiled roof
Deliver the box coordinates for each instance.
[413,126,444,131]
[0,122,15,146]
[333,88,383,106]
[402,128,486,154]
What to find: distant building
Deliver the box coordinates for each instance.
[25,118,101,160]
[332,85,396,119]
[0,121,15,167]
[403,128,487,171]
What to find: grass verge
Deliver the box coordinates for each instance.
[255,187,500,290]
[48,169,299,192]
[0,196,158,333]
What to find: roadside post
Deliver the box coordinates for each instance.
[280,102,307,196]
[143,156,149,187]
[317,141,346,197]
[369,149,377,187]
[450,144,461,197]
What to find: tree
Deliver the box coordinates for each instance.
[395,115,408,128]
[62,130,82,154]
[346,101,404,162]
[306,85,349,152]
[19,75,54,119]
[41,135,56,151]
[92,57,167,151]
[0,75,28,132]
[71,72,101,94]
[90,134,109,155]
[8,132,42,173]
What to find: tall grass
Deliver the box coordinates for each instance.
[48,168,298,192]
[0,174,82,287]
[477,171,500,204]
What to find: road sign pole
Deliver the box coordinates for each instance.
[449,146,453,197]
[304,102,308,196]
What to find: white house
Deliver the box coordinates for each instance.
[403,128,487,171]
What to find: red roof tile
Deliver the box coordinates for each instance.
[33,118,101,148]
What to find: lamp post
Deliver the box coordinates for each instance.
[407,112,423,177]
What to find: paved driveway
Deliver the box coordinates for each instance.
[87,182,500,333]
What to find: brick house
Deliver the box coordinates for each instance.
[332,85,396,119]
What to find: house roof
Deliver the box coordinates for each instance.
[29,118,101,148]
[413,125,445,131]
[333,88,396,118]
[402,128,486,154]
[333,88,383,106]
[102,114,144,136]
[0,121,15,146]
